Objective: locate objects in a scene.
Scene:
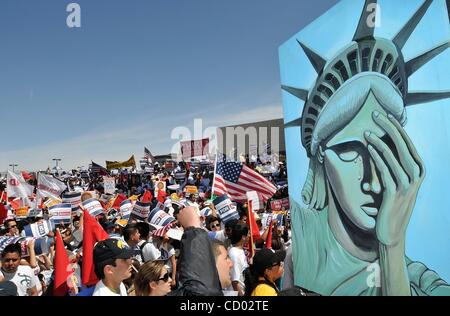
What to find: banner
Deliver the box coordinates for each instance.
[6,171,34,202]
[0,236,23,254]
[44,197,62,209]
[48,203,72,224]
[180,138,209,160]
[270,198,290,211]
[23,220,54,238]
[62,192,82,213]
[15,206,29,219]
[144,166,154,174]
[148,207,175,226]
[131,201,151,220]
[184,185,198,195]
[37,173,67,200]
[106,155,136,170]
[213,194,239,224]
[119,199,133,219]
[103,176,116,195]
[81,198,104,217]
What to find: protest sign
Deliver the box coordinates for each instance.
[48,203,72,224]
[103,176,116,195]
[148,207,175,226]
[180,138,209,160]
[15,206,29,219]
[154,181,166,197]
[81,198,104,217]
[62,191,82,213]
[23,220,54,238]
[119,199,133,219]
[213,195,239,224]
[131,201,151,220]
[270,198,290,211]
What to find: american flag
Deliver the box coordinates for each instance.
[213,154,277,202]
[144,147,156,164]
[152,221,177,238]
[91,161,108,176]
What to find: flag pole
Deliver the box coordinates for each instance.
[247,199,255,261]
[211,150,219,199]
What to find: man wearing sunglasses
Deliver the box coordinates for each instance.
[4,219,19,237]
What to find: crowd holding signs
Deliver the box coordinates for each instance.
[0,148,304,297]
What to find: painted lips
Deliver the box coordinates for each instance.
[361,206,378,216]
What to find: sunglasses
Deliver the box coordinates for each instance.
[210,223,220,228]
[158,272,170,282]
[8,225,17,229]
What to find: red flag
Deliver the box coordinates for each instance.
[82,209,109,286]
[112,194,127,209]
[21,171,32,180]
[141,190,153,203]
[246,200,259,259]
[54,229,72,296]
[265,220,273,249]
[0,203,8,225]
[247,200,261,240]
[9,198,20,210]
[157,190,167,203]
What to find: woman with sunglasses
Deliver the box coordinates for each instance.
[244,248,286,296]
[206,216,221,232]
[134,260,172,296]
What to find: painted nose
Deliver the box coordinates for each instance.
[363,158,382,194]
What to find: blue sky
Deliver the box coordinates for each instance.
[0,0,337,171]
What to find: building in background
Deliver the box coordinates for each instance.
[216,118,285,162]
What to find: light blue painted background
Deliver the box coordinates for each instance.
[279,0,450,282]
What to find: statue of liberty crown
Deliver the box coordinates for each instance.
[282,0,450,158]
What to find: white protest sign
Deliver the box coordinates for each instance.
[103,176,116,195]
[48,203,72,224]
[132,201,151,220]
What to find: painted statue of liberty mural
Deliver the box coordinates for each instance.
[279,0,450,295]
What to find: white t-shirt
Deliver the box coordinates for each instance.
[92,280,128,296]
[208,229,227,242]
[139,239,161,263]
[159,244,176,273]
[228,247,248,291]
[0,265,37,296]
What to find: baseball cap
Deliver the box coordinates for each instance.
[0,281,18,296]
[252,248,286,274]
[93,239,134,264]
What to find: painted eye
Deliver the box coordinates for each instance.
[338,151,359,162]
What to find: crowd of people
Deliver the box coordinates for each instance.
[0,156,313,297]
